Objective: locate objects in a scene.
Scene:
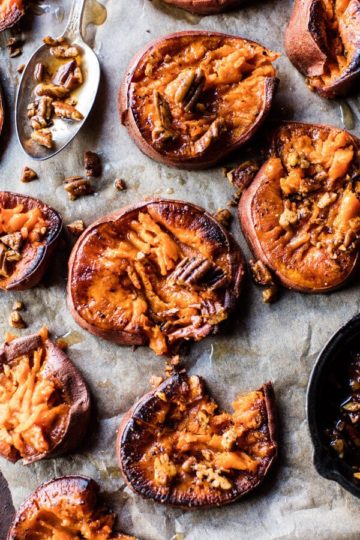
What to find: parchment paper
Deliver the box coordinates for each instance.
[0,1,360,539]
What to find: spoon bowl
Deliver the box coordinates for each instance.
[15,0,100,160]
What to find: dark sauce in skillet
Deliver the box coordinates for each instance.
[325,352,360,480]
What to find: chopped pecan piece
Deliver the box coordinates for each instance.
[84,151,102,177]
[31,129,53,149]
[67,220,85,236]
[64,177,93,200]
[193,118,225,155]
[1,232,23,252]
[20,166,38,183]
[17,63,25,74]
[43,36,66,46]
[114,178,127,191]
[50,45,80,59]
[249,259,274,287]
[53,101,83,121]
[214,208,232,229]
[35,83,69,99]
[12,300,24,311]
[227,160,259,192]
[9,310,27,329]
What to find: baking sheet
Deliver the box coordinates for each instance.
[0,0,360,538]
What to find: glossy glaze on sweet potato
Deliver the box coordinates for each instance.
[117,371,277,508]
[68,199,245,356]
[120,31,278,169]
[0,329,90,465]
[0,0,25,31]
[285,0,360,97]
[8,476,136,539]
[162,0,242,14]
[0,191,62,291]
[239,122,360,292]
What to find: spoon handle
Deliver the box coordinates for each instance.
[62,0,87,41]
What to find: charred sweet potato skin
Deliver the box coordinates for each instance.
[7,476,136,539]
[239,122,360,293]
[162,0,242,14]
[68,199,245,356]
[285,0,360,98]
[0,0,25,32]
[0,192,62,291]
[0,470,15,540]
[0,332,91,465]
[116,372,277,508]
[120,31,278,169]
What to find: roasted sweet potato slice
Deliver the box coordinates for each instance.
[0,329,90,465]
[117,372,277,508]
[285,0,360,97]
[0,191,62,290]
[68,199,245,356]
[239,122,360,292]
[8,475,136,539]
[161,0,242,13]
[0,470,15,540]
[120,31,278,169]
[0,0,25,31]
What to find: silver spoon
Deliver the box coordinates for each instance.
[15,0,101,160]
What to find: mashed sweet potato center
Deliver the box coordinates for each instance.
[255,128,360,287]
[130,35,277,157]
[76,211,230,355]
[0,344,69,460]
[310,0,359,87]
[13,497,118,539]
[137,377,274,492]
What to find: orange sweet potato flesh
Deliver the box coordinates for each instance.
[68,199,245,356]
[0,192,62,291]
[162,0,243,13]
[0,0,25,31]
[117,372,277,508]
[285,0,360,97]
[120,31,278,169]
[8,476,136,539]
[0,331,90,465]
[239,122,360,293]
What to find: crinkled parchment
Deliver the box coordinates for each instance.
[0,1,360,539]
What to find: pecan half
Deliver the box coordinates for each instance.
[64,177,93,200]
[33,63,46,83]
[152,90,177,146]
[168,256,227,290]
[193,118,225,155]
[53,101,83,121]
[84,151,101,177]
[174,68,205,112]
[52,60,76,86]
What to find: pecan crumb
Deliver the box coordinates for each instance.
[9,311,27,329]
[214,208,232,229]
[84,151,102,177]
[67,219,85,236]
[17,63,25,74]
[63,176,93,200]
[150,375,164,388]
[21,166,38,183]
[7,37,22,58]
[165,355,181,377]
[227,160,259,192]
[114,178,127,191]
[262,285,278,304]
[12,300,24,311]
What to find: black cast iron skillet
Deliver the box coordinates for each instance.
[307,314,360,498]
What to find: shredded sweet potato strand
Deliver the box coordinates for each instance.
[0,204,48,242]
